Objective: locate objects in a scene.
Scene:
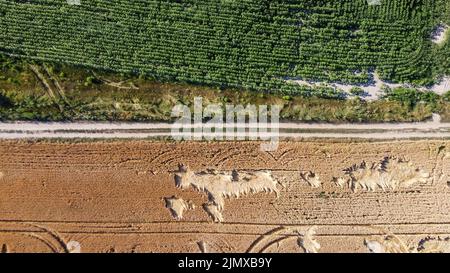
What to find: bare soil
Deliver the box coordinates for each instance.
[0,140,449,253]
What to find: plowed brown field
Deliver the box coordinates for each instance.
[0,140,449,253]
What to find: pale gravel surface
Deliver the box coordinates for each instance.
[0,114,448,139]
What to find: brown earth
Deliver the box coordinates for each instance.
[0,139,449,253]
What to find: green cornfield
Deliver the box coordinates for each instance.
[0,0,448,95]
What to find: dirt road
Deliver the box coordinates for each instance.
[0,114,449,140]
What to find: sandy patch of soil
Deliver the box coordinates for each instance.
[432,24,449,44]
[287,73,450,99]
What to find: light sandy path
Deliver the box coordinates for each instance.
[0,131,448,140]
[0,114,448,139]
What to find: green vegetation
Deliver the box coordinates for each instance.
[434,1,450,77]
[0,54,449,123]
[349,87,366,97]
[383,87,440,108]
[444,91,450,101]
[381,87,449,120]
[0,0,448,96]
[0,1,449,123]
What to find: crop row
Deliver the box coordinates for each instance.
[0,0,445,95]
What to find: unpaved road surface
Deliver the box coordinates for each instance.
[0,140,449,253]
[0,116,449,140]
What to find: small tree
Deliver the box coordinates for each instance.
[350,87,365,96]
[0,91,12,107]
